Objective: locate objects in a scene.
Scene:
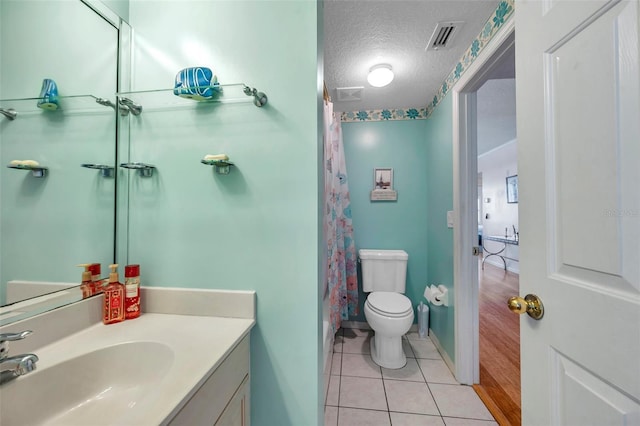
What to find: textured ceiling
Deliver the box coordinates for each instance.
[324,0,501,112]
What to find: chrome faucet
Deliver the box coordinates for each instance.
[0,330,39,385]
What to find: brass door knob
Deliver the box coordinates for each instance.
[508,294,544,320]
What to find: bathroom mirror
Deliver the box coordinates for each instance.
[0,0,128,325]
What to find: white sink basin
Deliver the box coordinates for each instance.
[0,310,254,425]
[0,341,174,425]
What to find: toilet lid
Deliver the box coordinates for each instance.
[367,292,412,317]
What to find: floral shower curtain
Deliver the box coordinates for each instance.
[324,99,358,334]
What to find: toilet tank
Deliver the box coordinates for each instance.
[359,249,408,293]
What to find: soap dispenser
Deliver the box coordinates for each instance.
[78,264,93,298]
[103,264,125,325]
[89,263,104,295]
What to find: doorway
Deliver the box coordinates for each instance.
[473,57,519,424]
[451,15,518,423]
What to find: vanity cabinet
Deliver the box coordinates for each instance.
[216,375,249,426]
[168,335,250,426]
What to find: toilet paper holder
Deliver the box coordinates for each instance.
[424,284,449,307]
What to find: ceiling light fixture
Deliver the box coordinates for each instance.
[367,64,394,87]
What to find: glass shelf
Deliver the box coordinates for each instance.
[0,94,116,116]
[7,163,48,178]
[116,83,267,111]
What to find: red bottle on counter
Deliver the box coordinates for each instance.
[125,264,141,320]
[103,264,125,325]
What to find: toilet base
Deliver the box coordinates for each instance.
[370,334,407,369]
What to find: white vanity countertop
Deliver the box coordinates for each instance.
[6,313,254,426]
[0,287,256,425]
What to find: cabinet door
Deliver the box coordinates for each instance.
[168,337,250,426]
[215,375,249,426]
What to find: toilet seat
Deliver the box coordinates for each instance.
[366,292,412,318]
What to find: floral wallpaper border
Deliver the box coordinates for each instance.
[340,107,428,122]
[424,0,514,118]
[340,0,514,123]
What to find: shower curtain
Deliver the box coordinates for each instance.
[324,99,358,334]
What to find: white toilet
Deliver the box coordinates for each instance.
[359,249,414,369]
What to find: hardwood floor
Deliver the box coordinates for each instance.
[474,261,521,426]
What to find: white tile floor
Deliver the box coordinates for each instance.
[324,328,497,426]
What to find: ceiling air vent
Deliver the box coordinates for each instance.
[336,86,364,102]
[426,21,464,51]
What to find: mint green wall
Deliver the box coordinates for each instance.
[342,120,429,322]
[342,97,457,363]
[126,2,320,425]
[424,94,455,362]
[101,0,129,21]
[0,0,117,304]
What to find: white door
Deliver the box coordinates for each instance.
[515,0,640,425]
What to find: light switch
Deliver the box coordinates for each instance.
[447,211,453,228]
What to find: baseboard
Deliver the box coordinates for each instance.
[428,328,456,376]
[483,258,520,274]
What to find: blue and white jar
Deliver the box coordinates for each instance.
[173,67,220,101]
[37,78,59,110]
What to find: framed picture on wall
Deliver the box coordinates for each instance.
[374,168,393,190]
[371,168,397,201]
[506,175,518,203]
